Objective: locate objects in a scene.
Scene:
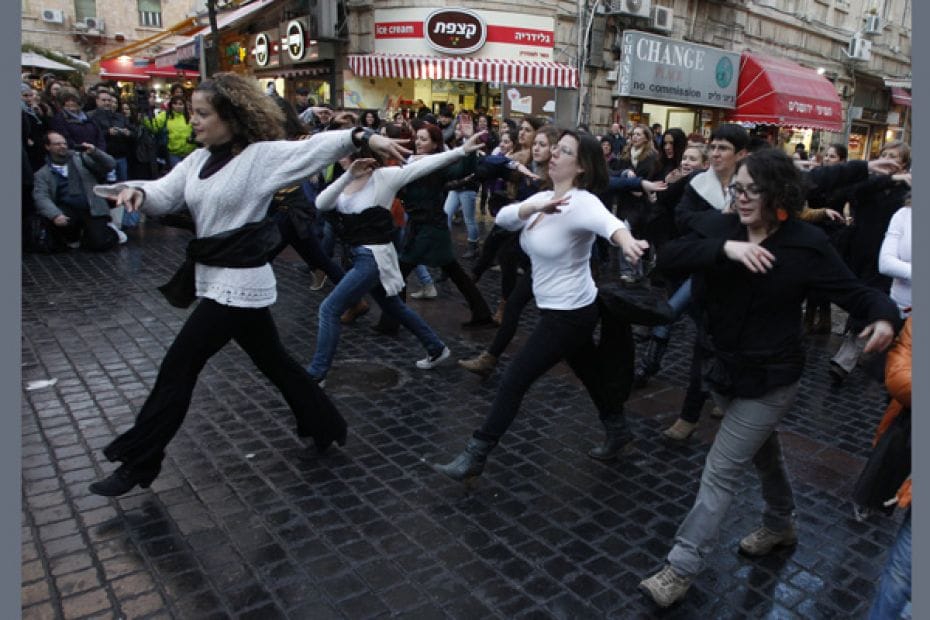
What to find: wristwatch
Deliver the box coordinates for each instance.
[352,128,375,148]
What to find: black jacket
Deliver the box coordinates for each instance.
[658,212,901,397]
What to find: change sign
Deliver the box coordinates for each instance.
[618,31,739,109]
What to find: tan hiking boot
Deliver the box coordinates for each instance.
[639,565,693,608]
[738,525,798,556]
[662,418,696,441]
[458,351,497,377]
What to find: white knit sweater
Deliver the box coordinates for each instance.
[109,130,357,307]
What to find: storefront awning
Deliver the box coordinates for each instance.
[99,58,199,82]
[22,51,77,72]
[729,52,843,132]
[347,53,578,89]
[154,0,276,70]
[890,87,911,107]
[254,66,332,79]
[99,58,153,82]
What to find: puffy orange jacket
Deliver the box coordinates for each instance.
[874,317,911,508]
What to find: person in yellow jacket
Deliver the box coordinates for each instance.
[145,95,195,169]
[867,315,911,619]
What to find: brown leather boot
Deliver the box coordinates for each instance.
[458,351,497,377]
[340,299,370,325]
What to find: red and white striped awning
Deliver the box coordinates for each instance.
[347,53,578,89]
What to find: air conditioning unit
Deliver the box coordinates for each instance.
[863,15,882,35]
[611,0,652,19]
[606,69,618,83]
[652,6,673,32]
[41,8,65,24]
[84,17,105,32]
[845,36,872,61]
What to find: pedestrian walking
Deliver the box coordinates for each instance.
[88,72,410,497]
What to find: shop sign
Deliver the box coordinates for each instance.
[618,30,739,109]
[374,8,553,61]
[425,8,487,55]
[286,19,306,61]
[254,33,270,66]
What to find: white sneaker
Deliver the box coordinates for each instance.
[410,283,438,299]
[107,222,128,244]
[416,346,451,370]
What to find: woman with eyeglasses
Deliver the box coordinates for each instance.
[639,148,901,608]
[432,130,649,483]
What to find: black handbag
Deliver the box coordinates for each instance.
[852,408,911,515]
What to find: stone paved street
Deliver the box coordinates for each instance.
[22,221,901,619]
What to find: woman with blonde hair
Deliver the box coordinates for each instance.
[88,73,410,496]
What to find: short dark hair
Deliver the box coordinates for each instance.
[709,123,749,152]
[736,148,806,223]
[295,87,310,96]
[561,129,608,194]
[828,143,848,161]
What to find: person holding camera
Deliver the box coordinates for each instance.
[32,131,123,251]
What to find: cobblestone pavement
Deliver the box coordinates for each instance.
[22,221,900,619]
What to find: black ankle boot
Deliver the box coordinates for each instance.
[312,417,348,454]
[587,414,633,461]
[89,465,159,497]
[432,437,496,482]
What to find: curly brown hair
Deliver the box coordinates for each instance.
[194,72,284,149]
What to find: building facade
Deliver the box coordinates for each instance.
[21,0,204,63]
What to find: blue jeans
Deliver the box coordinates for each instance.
[668,382,799,577]
[652,277,693,341]
[869,509,911,619]
[114,157,128,182]
[394,227,433,286]
[307,246,445,379]
[444,189,479,242]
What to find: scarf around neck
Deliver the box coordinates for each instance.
[630,144,643,167]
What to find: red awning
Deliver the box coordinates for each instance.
[145,66,200,79]
[99,58,199,81]
[890,87,911,107]
[99,57,152,82]
[347,53,578,89]
[729,52,843,132]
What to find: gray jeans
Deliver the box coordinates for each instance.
[667,381,800,577]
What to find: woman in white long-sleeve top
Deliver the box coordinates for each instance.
[432,130,649,482]
[878,190,911,316]
[306,131,488,383]
[88,73,410,497]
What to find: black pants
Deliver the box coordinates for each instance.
[473,226,522,300]
[56,205,117,251]
[270,211,345,283]
[103,299,344,473]
[488,271,534,358]
[680,316,711,424]
[475,302,625,441]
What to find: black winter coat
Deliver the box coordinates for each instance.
[657,212,901,397]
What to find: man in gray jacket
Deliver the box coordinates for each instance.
[33,131,123,251]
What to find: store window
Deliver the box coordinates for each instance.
[138,0,162,27]
[74,0,96,21]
